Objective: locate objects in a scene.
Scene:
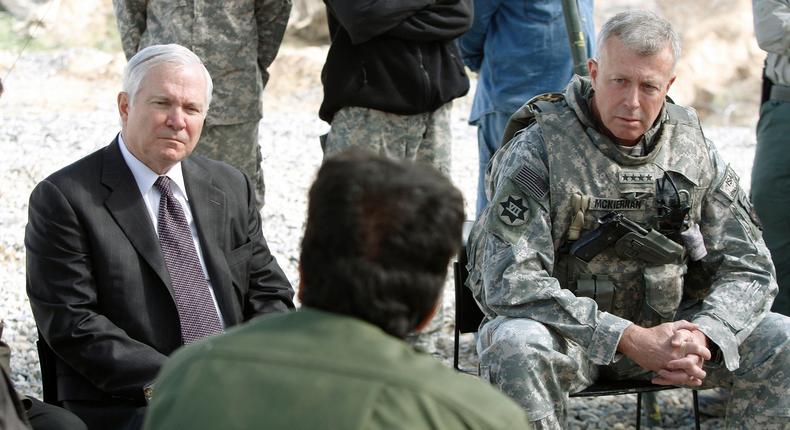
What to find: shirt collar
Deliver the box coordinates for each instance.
[117,133,188,200]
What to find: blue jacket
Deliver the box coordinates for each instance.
[458,0,595,123]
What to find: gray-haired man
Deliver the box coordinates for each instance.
[26,44,294,430]
[467,10,788,429]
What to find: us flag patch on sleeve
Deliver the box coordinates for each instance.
[512,166,548,200]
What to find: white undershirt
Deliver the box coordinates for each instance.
[117,133,224,326]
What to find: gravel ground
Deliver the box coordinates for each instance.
[0,48,758,428]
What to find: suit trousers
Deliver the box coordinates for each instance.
[24,396,87,430]
[63,400,145,430]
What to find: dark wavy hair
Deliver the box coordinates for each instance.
[299,150,465,338]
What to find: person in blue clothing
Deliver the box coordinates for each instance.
[459,0,595,215]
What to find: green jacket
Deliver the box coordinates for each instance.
[144,308,529,429]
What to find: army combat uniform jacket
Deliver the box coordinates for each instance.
[113,0,290,126]
[468,76,777,372]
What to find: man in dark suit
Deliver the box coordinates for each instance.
[25,44,295,430]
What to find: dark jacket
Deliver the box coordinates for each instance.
[319,0,472,123]
[26,139,294,405]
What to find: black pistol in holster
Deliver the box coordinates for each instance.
[570,212,685,264]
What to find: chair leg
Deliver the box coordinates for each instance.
[643,391,661,427]
[693,390,700,430]
[636,392,642,430]
[453,327,460,370]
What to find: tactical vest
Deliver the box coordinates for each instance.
[518,95,713,327]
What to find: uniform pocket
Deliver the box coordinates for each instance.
[643,264,686,321]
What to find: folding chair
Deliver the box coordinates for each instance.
[452,239,701,430]
[36,330,60,406]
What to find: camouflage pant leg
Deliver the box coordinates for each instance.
[322,103,452,176]
[478,317,595,429]
[703,312,790,428]
[417,102,452,176]
[405,262,454,356]
[194,121,265,208]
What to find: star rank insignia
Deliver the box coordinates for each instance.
[498,195,528,226]
[619,171,654,184]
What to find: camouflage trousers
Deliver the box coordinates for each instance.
[321,103,452,176]
[478,313,789,429]
[194,120,265,208]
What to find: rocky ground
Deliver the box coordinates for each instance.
[0,45,760,428]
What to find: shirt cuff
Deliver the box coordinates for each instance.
[692,314,740,371]
[587,312,632,365]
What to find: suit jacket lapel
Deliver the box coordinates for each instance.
[101,138,171,289]
[182,158,235,322]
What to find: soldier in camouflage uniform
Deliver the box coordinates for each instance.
[467,10,789,429]
[113,0,292,208]
[317,0,473,176]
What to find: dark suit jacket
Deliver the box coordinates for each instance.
[25,138,295,404]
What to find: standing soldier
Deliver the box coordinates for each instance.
[113,0,292,208]
[318,0,472,177]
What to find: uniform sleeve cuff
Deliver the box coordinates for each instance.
[587,312,632,365]
[693,315,740,371]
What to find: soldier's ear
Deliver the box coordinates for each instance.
[665,75,677,93]
[588,59,599,87]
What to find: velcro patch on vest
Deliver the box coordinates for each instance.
[716,165,739,203]
[512,166,548,200]
[498,195,529,226]
[619,171,655,184]
[587,197,646,211]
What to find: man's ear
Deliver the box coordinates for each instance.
[588,58,599,88]
[414,299,440,333]
[118,92,130,125]
[665,74,677,92]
